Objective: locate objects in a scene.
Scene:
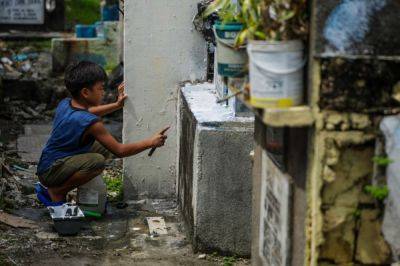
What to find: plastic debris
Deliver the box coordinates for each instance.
[1,57,13,65]
[198,254,207,259]
[48,204,85,235]
[381,116,400,258]
[20,61,32,73]
[12,53,38,62]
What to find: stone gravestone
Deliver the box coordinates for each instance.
[0,0,64,31]
[259,151,291,266]
[0,0,45,25]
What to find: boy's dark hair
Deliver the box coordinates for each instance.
[64,61,107,98]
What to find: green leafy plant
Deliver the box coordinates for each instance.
[237,0,308,45]
[353,209,361,218]
[223,256,236,266]
[202,0,243,23]
[364,185,389,201]
[103,170,123,202]
[235,0,265,45]
[372,156,394,167]
[203,0,308,46]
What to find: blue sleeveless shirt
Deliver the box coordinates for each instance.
[37,98,100,175]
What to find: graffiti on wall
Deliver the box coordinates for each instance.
[259,151,291,266]
[323,0,387,52]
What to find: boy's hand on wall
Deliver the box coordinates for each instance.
[116,82,128,107]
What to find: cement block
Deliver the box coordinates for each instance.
[52,22,122,72]
[178,83,254,256]
[0,0,65,32]
[314,0,400,56]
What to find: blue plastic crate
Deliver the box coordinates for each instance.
[75,24,97,38]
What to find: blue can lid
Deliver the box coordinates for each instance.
[214,21,243,31]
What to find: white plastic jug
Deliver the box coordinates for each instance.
[77,175,107,214]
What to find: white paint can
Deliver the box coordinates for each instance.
[213,22,247,78]
[247,40,305,108]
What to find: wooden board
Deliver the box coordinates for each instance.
[0,211,38,229]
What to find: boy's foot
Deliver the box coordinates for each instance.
[47,188,66,202]
[35,183,65,207]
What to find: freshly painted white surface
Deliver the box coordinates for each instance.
[123,0,207,198]
[182,83,253,124]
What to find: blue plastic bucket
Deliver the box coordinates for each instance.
[102,5,119,21]
[213,21,247,77]
[75,25,97,38]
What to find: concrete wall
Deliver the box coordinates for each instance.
[305,0,399,264]
[123,0,207,198]
[178,83,254,256]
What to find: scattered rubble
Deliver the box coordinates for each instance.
[0,157,38,210]
[198,254,207,259]
[0,40,51,80]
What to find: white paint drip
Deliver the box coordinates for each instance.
[323,0,387,52]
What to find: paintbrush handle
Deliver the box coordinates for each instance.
[148,147,156,156]
[148,126,170,157]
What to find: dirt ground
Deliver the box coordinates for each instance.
[0,120,250,266]
[0,198,249,266]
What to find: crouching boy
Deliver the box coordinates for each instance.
[36,61,168,204]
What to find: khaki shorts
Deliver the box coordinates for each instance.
[38,142,113,188]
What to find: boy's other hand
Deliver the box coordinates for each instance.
[150,126,170,148]
[116,82,128,107]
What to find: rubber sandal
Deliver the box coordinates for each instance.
[35,183,65,207]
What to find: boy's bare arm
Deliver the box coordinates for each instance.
[88,102,122,117]
[87,121,168,158]
[89,82,127,116]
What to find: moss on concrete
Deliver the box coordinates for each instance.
[308,128,391,265]
[356,210,391,264]
[319,59,400,112]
